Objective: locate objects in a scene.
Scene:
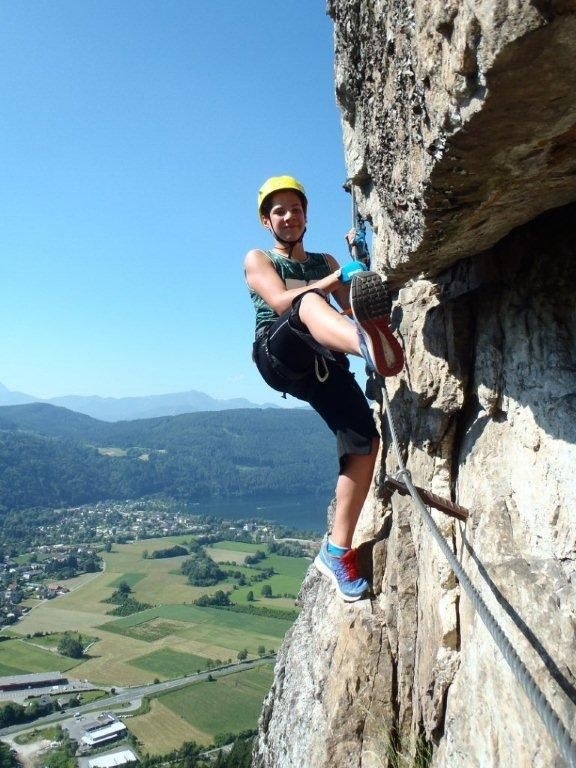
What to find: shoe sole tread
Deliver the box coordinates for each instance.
[351,272,404,377]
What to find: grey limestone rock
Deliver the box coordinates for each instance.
[253,2,576,766]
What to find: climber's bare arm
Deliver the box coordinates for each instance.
[244,249,345,316]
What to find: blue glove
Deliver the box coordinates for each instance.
[338,261,368,283]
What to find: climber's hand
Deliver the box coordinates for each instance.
[345,228,357,250]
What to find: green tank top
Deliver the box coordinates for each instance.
[248,250,332,336]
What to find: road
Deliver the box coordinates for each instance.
[0,656,273,738]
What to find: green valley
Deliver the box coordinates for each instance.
[1,531,312,754]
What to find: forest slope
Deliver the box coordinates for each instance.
[0,404,335,514]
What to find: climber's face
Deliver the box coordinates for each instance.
[262,190,307,243]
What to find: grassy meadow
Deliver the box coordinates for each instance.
[2,535,308,752]
[0,637,81,676]
[127,665,275,751]
[8,536,308,688]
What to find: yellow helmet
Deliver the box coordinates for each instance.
[257,175,307,220]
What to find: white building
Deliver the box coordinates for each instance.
[88,750,138,768]
[81,722,127,747]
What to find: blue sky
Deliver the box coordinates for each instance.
[0,1,363,406]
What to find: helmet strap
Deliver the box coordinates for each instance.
[269,224,307,258]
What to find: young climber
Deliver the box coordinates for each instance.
[244,176,403,601]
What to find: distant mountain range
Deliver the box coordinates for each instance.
[0,382,279,422]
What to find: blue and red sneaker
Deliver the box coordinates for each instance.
[314,538,370,602]
[350,271,404,377]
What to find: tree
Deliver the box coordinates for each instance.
[237,649,248,661]
[150,544,188,559]
[268,540,305,557]
[193,589,230,607]
[0,741,19,768]
[245,550,266,565]
[83,556,100,573]
[261,584,272,598]
[57,633,84,659]
[27,698,54,719]
[257,645,266,657]
[182,554,226,587]
[117,580,132,597]
[246,590,254,602]
[213,736,255,767]
[42,728,77,768]
[177,741,201,768]
[0,702,25,728]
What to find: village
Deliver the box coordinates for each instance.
[0,496,302,768]
[0,670,144,768]
[0,497,295,629]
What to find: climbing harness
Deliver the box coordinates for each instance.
[344,180,371,267]
[314,355,330,383]
[371,371,576,768]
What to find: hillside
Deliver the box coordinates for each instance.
[0,404,335,515]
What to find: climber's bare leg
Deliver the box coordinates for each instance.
[297,291,361,356]
[330,439,379,548]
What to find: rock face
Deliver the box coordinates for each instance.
[253,2,576,767]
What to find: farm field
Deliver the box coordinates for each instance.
[127,665,275,752]
[126,698,210,754]
[7,537,308,687]
[0,637,81,676]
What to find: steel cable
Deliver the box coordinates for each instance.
[378,378,576,768]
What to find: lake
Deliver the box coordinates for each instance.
[187,494,332,533]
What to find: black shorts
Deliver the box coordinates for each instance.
[253,293,378,471]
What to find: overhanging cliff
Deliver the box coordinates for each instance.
[253,2,576,767]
